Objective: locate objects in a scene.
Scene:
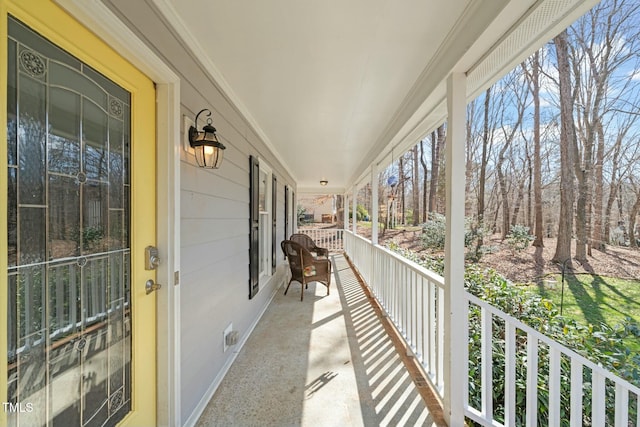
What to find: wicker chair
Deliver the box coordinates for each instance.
[289,233,329,258]
[281,240,331,301]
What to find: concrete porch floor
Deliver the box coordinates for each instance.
[195,254,446,427]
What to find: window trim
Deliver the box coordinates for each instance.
[249,156,276,298]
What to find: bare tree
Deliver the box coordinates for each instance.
[476,88,493,246]
[420,138,429,222]
[399,155,406,225]
[552,29,576,265]
[428,125,446,215]
[412,145,421,225]
[568,0,640,257]
[523,51,545,247]
[496,71,529,238]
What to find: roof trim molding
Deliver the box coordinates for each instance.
[352,0,600,189]
[350,0,510,186]
[149,0,298,183]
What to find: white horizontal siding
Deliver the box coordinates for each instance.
[101,1,297,423]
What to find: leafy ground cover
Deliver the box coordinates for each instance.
[363,225,640,331]
[357,224,640,377]
[528,274,640,352]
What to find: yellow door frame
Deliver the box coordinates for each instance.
[0,0,157,425]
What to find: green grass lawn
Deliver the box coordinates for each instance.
[528,274,640,351]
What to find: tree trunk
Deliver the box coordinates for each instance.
[428,130,438,214]
[496,142,510,238]
[629,189,640,248]
[592,119,605,251]
[336,195,344,229]
[436,125,446,214]
[604,136,624,245]
[477,88,491,246]
[552,30,575,265]
[511,179,525,227]
[420,139,428,222]
[399,156,406,225]
[529,52,544,247]
[412,145,420,226]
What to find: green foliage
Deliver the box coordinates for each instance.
[419,214,492,259]
[82,226,104,246]
[529,274,640,352]
[387,244,640,426]
[356,204,369,221]
[465,218,490,261]
[420,213,447,250]
[506,224,534,253]
[297,205,310,225]
[348,204,369,221]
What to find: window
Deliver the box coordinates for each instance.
[258,167,270,279]
[249,155,277,298]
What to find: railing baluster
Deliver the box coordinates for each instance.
[614,383,628,427]
[56,266,64,331]
[570,360,583,427]
[637,393,639,427]
[25,270,32,347]
[505,322,516,427]
[344,230,640,427]
[592,372,606,426]
[481,307,493,420]
[71,265,77,333]
[437,285,444,390]
[401,263,407,338]
[549,348,561,427]
[417,275,424,361]
[526,334,538,427]
[426,277,433,374]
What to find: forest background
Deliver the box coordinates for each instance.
[341,0,640,274]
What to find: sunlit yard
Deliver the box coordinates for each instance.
[529,275,640,352]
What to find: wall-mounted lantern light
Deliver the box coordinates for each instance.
[320,179,328,186]
[188,108,226,169]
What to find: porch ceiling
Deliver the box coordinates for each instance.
[151,0,597,192]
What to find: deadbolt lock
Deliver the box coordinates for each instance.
[145,246,160,270]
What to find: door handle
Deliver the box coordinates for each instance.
[145,279,162,295]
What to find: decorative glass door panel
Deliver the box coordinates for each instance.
[7,16,133,427]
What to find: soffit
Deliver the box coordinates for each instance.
[151,0,597,192]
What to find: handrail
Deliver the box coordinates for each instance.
[343,229,640,427]
[296,228,344,252]
[465,293,640,426]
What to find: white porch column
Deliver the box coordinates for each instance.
[371,166,379,245]
[343,192,349,231]
[352,189,357,234]
[444,72,467,425]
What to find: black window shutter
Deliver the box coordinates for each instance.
[271,175,277,273]
[249,155,260,299]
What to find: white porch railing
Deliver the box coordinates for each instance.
[344,230,446,394]
[297,228,344,252]
[343,230,640,426]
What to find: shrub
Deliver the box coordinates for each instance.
[506,224,534,253]
[387,245,640,425]
[465,218,490,261]
[420,213,446,250]
[356,204,369,221]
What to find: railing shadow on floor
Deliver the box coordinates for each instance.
[332,254,444,426]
